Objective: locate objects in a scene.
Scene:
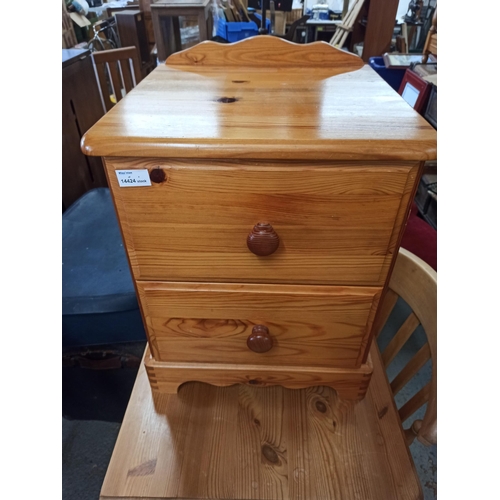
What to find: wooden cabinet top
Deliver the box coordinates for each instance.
[62,48,90,68]
[81,37,436,161]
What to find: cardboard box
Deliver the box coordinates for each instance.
[69,11,92,28]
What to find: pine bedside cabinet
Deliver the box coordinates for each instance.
[81,36,437,401]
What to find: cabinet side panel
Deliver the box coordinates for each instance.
[102,157,158,358]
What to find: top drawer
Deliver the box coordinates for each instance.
[105,158,419,286]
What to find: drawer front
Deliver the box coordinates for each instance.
[137,282,382,369]
[107,158,419,285]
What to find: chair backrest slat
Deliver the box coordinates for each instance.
[390,342,431,395]
[381,312,420,367]
[389,249,436,445]
[398,381,431,424]
[92,47,143,113]
[94,60,113,112]
[121,59,135,94]
[107,60,124,104]
[383,248,436,446]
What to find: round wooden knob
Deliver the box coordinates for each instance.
[247,325,273,353]
[247,223,280,256]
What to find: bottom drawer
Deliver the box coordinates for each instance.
[137,282,382,369]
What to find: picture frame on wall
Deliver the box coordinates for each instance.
[398,69,432,114]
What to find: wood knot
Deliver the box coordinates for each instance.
[248,379,259,385]
[378,406,388,419]
[149,168,166,183]
[232,80,249,84]
[216,97,239,103]
[127,458,157,477]
[262,444,279,464]
[315,400,327,413]
[254,418,261,426]
[189,54,206,64]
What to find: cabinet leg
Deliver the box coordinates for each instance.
[145,365,180,394]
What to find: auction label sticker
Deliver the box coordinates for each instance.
[115,170,152,187]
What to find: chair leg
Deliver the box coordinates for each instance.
[404,419,422,446]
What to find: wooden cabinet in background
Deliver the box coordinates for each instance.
[62,49,107,211]
[115,10,155,78]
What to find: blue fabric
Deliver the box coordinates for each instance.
[62,188,146,346]
[62,188,138,315]
[62,309,145,347]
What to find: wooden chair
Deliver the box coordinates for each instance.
[373,247,437,446]
[92,46,143,113]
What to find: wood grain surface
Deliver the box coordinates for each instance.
[105,158,418,286]
[99,342,423,499]
[153,0,211,7]
[165,35,364,69]
[137,282,381,368]
[80,36,437,161]
[144,346,372,400]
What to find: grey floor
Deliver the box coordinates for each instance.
[62,298,436,500]
[63,418,120,500]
